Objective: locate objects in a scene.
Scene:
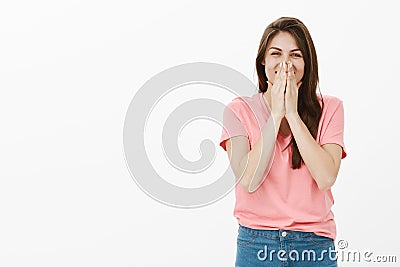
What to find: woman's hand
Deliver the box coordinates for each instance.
[284,61,301,117]
[266,62,286,121]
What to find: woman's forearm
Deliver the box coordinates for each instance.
[285,113,338,190]
[238,114,282,192]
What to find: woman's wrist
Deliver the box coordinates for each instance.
[271,113,283,134]
[285,112,300,124]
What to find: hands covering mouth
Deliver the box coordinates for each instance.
[266,61,302,120]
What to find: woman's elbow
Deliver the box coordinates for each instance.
[238,177,252,193]
[238,176,259,193]
[316,176,337,191]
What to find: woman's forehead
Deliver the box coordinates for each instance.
[267,32,299,51]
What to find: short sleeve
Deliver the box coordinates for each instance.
[219,100,248,151]
[320,100,347,159]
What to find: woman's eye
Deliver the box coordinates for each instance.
[271,52,280,56]
[291,53,302,58]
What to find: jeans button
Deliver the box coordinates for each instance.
[282,231,287,237]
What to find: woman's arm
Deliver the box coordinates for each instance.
[225,113,282,193]
[285,62,342,190]
[285,113,342,190]
[225,63,288,193]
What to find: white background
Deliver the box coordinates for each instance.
[1,0,399,266]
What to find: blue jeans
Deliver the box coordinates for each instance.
[235,225,338,267]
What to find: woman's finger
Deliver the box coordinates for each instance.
[281,61,287,80]
[269,62,283,88]
[287,62,297,90]
[286,70,292,94]
[281,62,288,93]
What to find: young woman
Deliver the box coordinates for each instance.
[220,17,346,266]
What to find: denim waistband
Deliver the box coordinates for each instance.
[238,224,326,240]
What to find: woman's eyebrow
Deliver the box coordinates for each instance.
[269,47,301,52]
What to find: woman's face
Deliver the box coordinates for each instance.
[262,31,305,85]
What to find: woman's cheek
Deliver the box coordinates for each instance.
[296,70,304,83]
[265,65,276,83]
[293,62,305,82]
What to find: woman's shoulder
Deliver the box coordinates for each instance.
[316,94,345,124]
[231,92,260,103]
[318,94,342,103]
[227,92,261,111]
[318,94,344,110]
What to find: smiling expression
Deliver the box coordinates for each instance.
[262,31,305,86]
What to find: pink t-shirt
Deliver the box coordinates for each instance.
[220,92,346,240]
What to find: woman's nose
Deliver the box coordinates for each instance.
[283,53,290,62]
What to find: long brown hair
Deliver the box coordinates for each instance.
[255,17,324,169]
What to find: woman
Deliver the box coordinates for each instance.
[220,17,346,266]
